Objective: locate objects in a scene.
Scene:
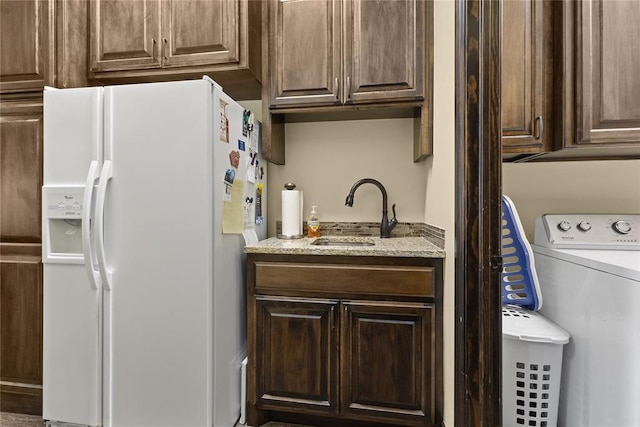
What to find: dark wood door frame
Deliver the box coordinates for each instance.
[455,0,502,426]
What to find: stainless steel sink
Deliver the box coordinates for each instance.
[311,236,376,247]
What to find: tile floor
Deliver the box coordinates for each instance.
[0,413,310,427]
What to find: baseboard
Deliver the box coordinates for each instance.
[0,384,42,416]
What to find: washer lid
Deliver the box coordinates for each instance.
[532,244,640,281]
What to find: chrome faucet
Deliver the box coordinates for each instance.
[345,178,398,238]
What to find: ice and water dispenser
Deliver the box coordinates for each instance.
[42,186,85,263]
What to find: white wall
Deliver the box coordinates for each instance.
[267,118,426,233]
[503,160,640,240]
[426,0,456,424]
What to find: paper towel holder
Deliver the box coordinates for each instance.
[278,182,305,240]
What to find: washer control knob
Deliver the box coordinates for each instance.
[577,221,592,232]
[557,220,572,232]
[612,220,632,235]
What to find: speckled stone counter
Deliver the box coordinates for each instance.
[244,236,445,258]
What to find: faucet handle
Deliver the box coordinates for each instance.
[389,203,398,233]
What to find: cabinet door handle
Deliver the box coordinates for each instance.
[331,306,335,330]
[535,115,544,140]
[334,78,340,100]
[163,38,168,61]
[346,76,351,99]
[152,38,156,60]
[344,305,349,330]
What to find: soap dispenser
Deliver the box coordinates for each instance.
[307,206,320,238]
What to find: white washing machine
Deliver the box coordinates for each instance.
[532,214,640,427]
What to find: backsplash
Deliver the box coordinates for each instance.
[275,221,445,250]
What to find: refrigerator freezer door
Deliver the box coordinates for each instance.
[43,265,102,426]
[43,87,103,426]
[43,87,103,185]
[102,80,215,427]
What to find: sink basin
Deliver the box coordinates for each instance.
[311,236,376,247]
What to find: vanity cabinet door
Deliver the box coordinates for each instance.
[255,296,339,415]
[340,300,434,425]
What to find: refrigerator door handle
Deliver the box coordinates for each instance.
[96,160,113,291]
[82,160,101,290]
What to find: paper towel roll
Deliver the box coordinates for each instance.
[281,189,303,238]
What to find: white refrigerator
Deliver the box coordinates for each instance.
[42,78,266,427]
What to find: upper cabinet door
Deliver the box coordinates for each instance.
[343,0,424,104]
[572,0,640,146]
[268,0,342,108]
[162,0,240,68]
[90,0,162,73]
[0,0,55,93]
[501,0,550,155]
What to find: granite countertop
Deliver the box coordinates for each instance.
[244,236,445,258]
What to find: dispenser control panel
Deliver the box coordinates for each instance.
[44,187,84,219]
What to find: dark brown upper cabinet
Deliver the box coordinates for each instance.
[89,0,261,100]
[268,0,425,108]
[501,0,554,158]
[558,0,640,158]
[90,0,239,72]
[262,0,433,165]
[502,0,640,161]
[0,0,55,94]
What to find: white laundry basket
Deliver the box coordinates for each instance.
[502,305,570,427]
[501,196,571,426]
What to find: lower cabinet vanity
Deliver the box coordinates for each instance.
[245,240,444,427]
